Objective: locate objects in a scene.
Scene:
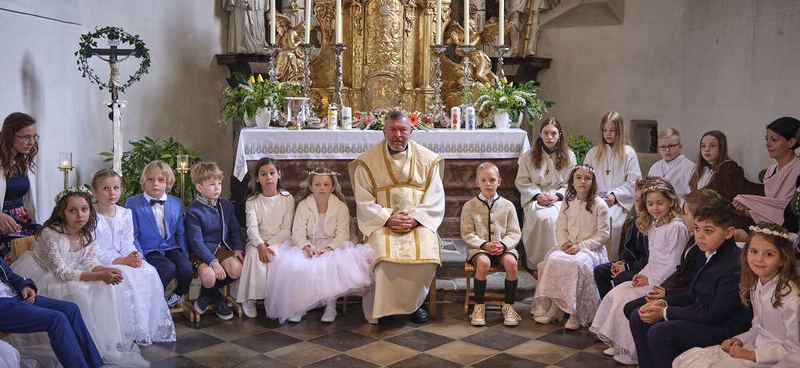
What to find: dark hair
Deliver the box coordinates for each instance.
[248,157,283,199]
[38,191,97,246]
[530,117,572,171]
[564,165,598,213]
[692,196,736,228]
[0,112,38,176]
[766,116,800,150]
[689,131,731,191]
[740,223,800,308]
[682,189,722,214]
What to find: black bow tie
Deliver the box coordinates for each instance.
[149,199,165,206]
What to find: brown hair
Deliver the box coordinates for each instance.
[37,191,97,247]
[682,189,722,215]
[692,197,736,228]
[190,161,224,185]
[593,111,628,167]
[564,164,598,213]
[140,160,176,190]
[739,223,800,308]
[635,178,682,235]
[0,112,38,176]
[530,117,572,170]
[689,130,732,191]
[248,157,284,199]
[295,167,346,204]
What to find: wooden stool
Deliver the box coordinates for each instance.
[464,262,506,314]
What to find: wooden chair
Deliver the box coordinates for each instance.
[464,262,506,314]
[168,280,200,323]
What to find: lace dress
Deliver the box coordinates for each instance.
[0,340,19,368]
[0,172,39,260]
[96,206,176,345]
[10,227,147,366]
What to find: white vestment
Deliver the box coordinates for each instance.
[584,144,642,260]
[648,154,696,200]
[515,149,577,269]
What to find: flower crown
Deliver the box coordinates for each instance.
[748,225,798,242]
[55,185,92,204]
[303,168,340,176]
[573,164,595,172]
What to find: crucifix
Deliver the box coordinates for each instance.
[85,38,142,175]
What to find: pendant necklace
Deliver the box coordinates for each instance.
[605,148,612,175]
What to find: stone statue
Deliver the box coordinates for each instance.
[274,13,306,83]
[224,0,268,54]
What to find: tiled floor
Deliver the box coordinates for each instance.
[142,301,631,367]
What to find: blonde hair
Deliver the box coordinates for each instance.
[476,162,500,177]
[140,160,176,190]
[635,178,682,235]
[658,128,681,143]
[295,167,346,204]
[594,111,628,167]
[91,168,121,190]
[190,161,224,185]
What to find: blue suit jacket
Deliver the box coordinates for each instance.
[185,198,244,265]
[664,238,752,327]
[125,193,186,256]
[0,257,35,294]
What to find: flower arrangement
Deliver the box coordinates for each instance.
[353,110,434,130]
[473,77,554,127]
[218,72,300,126]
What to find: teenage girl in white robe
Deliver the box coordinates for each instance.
[583,111,642,260]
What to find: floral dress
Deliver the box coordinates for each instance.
[0,172,39,260]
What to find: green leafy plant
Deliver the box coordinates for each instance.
[218,72,300,126]
[474,78,554,127]
[566,135,594,165]
[100,137,201,207]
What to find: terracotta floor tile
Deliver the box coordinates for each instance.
[504,340,579,364]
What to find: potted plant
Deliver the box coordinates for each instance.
[566,135,594,165]
[218,72,299,127]
[474,77,553,129]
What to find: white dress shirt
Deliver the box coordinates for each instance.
[143,192,168,239]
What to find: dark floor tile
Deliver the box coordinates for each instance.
[231,331,302,353]
[461,329,530,351]
[174,313,230,329]
[241,311,282,329]
[555,351,625,368]
[303,354,378,368]
[387,353,463,368]
[537,329,599,350]
[386,330,455,351]
[473,353,548,368]
[155,331,225,354]
[309,330,377,351]
[150,356,208,368]
[223,354,296,368]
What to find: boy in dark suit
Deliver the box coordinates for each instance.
[628,196,752,368]
[126,160,192,309]
[185,162,244,320]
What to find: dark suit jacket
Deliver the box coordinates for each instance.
[185,198,244,265]
[664,238,752,328]
[125,193,186,256]
[0,257,35,294]
[661,236,704,296]
[617,214,649,273]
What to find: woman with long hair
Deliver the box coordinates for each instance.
[0,112,40,259]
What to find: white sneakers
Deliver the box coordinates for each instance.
[242,300,257,319]
[501,304,521,327]
[533,308,564,324]
[321,299,337,323]
[470,304,486,326]
[470,304,521,327]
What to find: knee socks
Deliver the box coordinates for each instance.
[504,279,518,304]
[474,278,487,305]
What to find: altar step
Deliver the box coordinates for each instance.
[434,238,537,303]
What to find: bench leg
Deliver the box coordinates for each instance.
[464,271,472,315]
[428,277,437,319]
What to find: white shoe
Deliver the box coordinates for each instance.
[603,347,615,356]
[321,300,337,323]
[288,312,304,323]
[242,300,257,319]
[564,315,580,330]
[533,308,564,324]
[501,304,521,327]
[613,354,638,365]
[470,304,486,326]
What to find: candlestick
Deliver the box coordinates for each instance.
[435,0,442,45]
[458,45,475,91]
[428,45,447,127]
[57,152,73,190]
[299,43,320,123]
[335,0,343,44]
[331,43,346,120]
[464,0,470,44]
[493,45,510,81]
[265,44,282,82]
[270,0,277,44]
[305,0,312,43]
[176,154,190,211]
[498,0,504,44]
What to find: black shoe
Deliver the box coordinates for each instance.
[410,307,429,324]
[378,316,393,325]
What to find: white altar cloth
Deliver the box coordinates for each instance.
[233,128,531,181]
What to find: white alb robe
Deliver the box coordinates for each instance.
[648,154,696,200]
[583,144,642,260]
[516,149,577,270]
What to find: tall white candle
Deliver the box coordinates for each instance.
[305,0,312,43]
[498,0,504,44]
[464,0,470,44]
[335,0,343,44]
[435,0,442,44]
[270,0,276,44]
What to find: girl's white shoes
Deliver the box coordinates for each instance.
[242,300,257,319]
[533,308,564,324]
[564,314,581,330]
[321,299,337,323]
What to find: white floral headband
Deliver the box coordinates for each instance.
[303,168,340,176]
[573,164,595,172]
[642,183,673,194]
[749,225,798,242]
[55,185,92,204]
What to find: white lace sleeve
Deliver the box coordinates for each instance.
[35,229,80,282]
[82,240,103,271]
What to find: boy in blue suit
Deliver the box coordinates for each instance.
[629,197,752,368]
[126,160,192,309]
[185,162,244,320]
[0,257,104,367]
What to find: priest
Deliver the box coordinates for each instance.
[349,110,445,324]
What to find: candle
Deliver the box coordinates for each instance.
[177,154,189,170]
[435,0,442,44]
[498,0,504,44]
[58,152,72,169]
[305,0,312,43]
[335,0,343,44]
[270,0,277,44]
[464,0,470,44]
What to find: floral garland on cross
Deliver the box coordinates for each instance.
[74,26,151,92]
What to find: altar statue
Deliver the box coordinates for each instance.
[224,0,268,54]
[445,19,510,84]
[274,13,306,83]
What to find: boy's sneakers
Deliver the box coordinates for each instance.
[215,299,234,320]
[242,300,257,319]
[501,304,521,327]
[165,293,183,309]
[470,304,486,326]
[193,295,211,315]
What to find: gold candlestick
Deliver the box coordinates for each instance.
[176,154,190,211]
[58,152,73,190]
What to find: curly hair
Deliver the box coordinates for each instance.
[739,223,800,308]
[634,178,682,235]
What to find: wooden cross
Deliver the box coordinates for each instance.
[85,42,142,102]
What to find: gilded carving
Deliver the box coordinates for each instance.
[366,0,403,66]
